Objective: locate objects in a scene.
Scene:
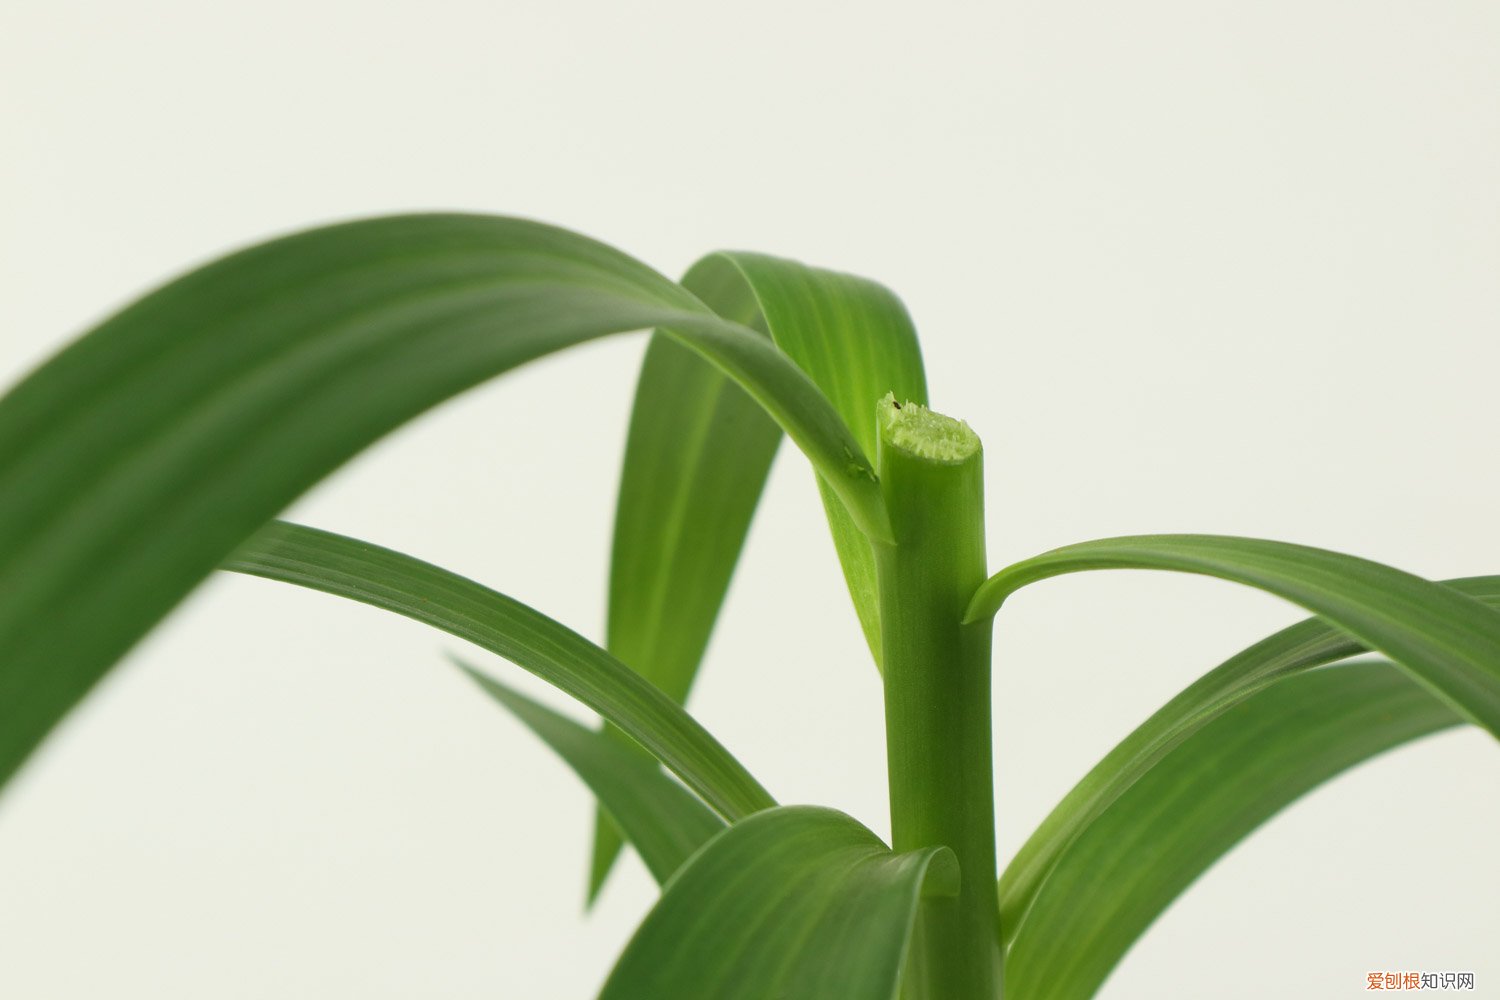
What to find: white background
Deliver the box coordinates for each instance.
[2,1,1497,996]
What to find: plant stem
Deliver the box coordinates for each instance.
[873,394,1001,1000]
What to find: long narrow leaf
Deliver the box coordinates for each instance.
[598,806,957,1000]
[591,264,781,899]
[224,521,775,821]
[707,251,928,666]
[998,575,1500,941]
[968,536,1500,737]
[458,663,723,886]
[0,213,888,795]
[592,251,926,894]
[1005,661,1462,1000]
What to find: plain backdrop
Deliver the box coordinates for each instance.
[2,1,1497,997]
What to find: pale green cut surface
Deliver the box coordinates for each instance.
[878,393,981,463]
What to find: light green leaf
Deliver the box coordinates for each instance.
[0,213,885,795]
[968,535,1500,737]
[598,806,957,1000]
[708,251,928,667]
[1005,661,1462,1000]
[998,575,1500,942]
[591,251,925,896]
[224,521,775,822]
[458,662,723,886]
[591,263,781,900]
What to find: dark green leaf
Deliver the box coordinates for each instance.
[599,806,957,1000]
[458,662,723,886]
[0,213,886,795]
[225,521,775,821]
[1005,661,1462,1000]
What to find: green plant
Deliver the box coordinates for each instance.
[1,214,1495,999]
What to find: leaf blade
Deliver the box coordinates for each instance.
[592,263,782,898]
[0,213,883,795]
[1005,661,1463,1000]
[591,250,925,895]
[710,251,928,666]
[225,520,775,822]
[458,662,724,886]
[968,535,1500,737]
[997,574,1500,942]
[598,805,956,1000]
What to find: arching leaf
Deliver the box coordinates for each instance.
[998,574,1500,942]
[592,251,925,895]
[225,521,775,821]
[0,213,886,795]
[1005,661,1462,1000]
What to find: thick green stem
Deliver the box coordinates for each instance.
[874,395,1001,999]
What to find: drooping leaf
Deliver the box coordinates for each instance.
[224,521,775,821]
[458,662,723,886]
[998,575,1500,941]
[598,806,957,1000]
[708,251,928,666]
[591,251,926,895]
[968,536,1500,738]
[0,213,888,795]
[1005,661,1462,1000]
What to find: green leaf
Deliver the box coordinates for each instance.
[591,251,925,896]
[997,575,1500,943]
[598,806,957,1000]
[1005,661,1463,1000]
[224,521,775,822]
[0,213,886,795]
[708,251,928,667]
[591,263,781,901]
[968,535,1500,737]
[457,662,723,887]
